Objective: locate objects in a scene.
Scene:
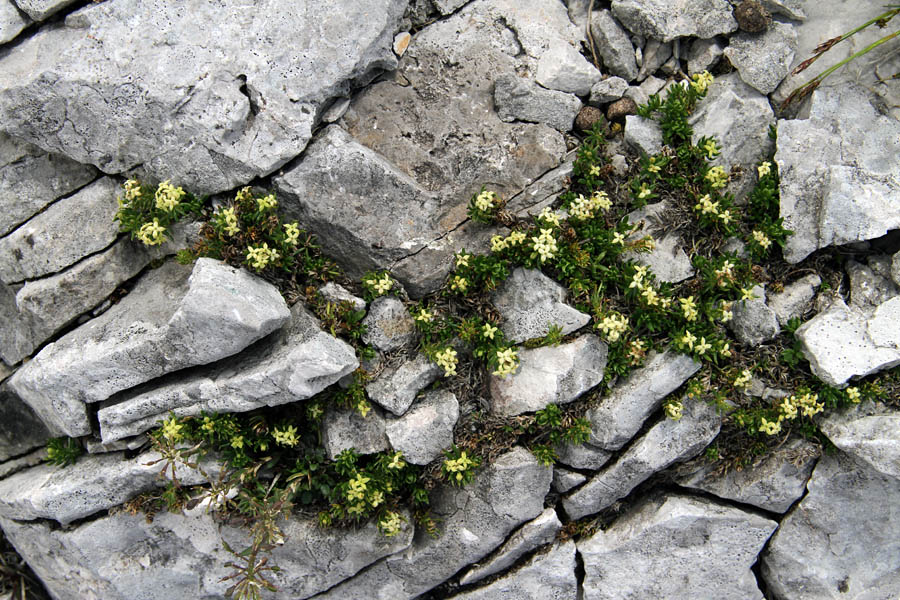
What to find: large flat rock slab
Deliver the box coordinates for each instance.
[0,382,50,463]
[0,0,406,194]
[818,402,900,481]
[452,540,576,600]
[10,259,289,436]
[98,303,358,442]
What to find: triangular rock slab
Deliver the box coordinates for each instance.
[818,402,900,481]
[451,541,576,600]
[10,259,290,436]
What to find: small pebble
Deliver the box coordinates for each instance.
[734,0,771,33]
[607,97,637,121]
[575,106,604,131]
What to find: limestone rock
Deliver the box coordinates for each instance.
[555,441,612,471]
[319,282,366,312]
[0,0,29,44]
[385,389,458,465]
[687,37,725,75]
[366,353,442,416]
[12,0,78,21]
[551,467,586,493]
[847,259,899,310]
[580,494,777,600]
[761,451,900,600]
[724,21,797,94]
[587,351,700,451]
[892,251,900,287]
[361,296,417,352]
[0,177,120,283]
[321,405,389,460]
[0,450,212,525]
[730,284,781,345]
[535,44,602,96]
[459,507,562,586]
[453,541,576,600]
[0,507,412,600]
[493,73,582,132]
[588,10,638,81]
[10,259,290,437]
[0,447,45,480]
[623,201,695,283]
[776,85,900,263]
[491,268,590,344]
[564,397,721,519]
[819,402,900,481]
[489,334,607,416]
[0,132,97,238]
[0,383,50,463]
[637,40,671,82]
[623,74,666,107]
[759,0,805,20]
[611,0,737,43]
[768,274,821,326]
[313,447,552,600]
[97,302,358,442]
[869,297,900,350]
[795,297,900,387]
[674,437,819,512]
[589,76,629,104]
[624,114,664,156]
[0,0,406,195]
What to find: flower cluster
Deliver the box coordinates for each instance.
[846,386,861,403]
[468,188,500,223]
[284,222,301,245]
[434,347,459,377]
[751,230,772,250]
[414,308,434,324]
[450,275,469,293]
[757,161,772,178]
[679,296,699,322]
[714,260,736,288]
[162,416,184,442]
[363,272,393,297]
[705,166,729,189]
[693,193,733,225]
[442,450,480,485]
[474,190,497,212]
[378,511,405,537]
[272,425,299,447]
[123,178,142,202]
[734,369,752,388]
[596,312,629,342]
[257,194,278,211]
[137,219,167,246]
[246,242,281,270]
[537,206,561,227]
[531,228,558,263]
[492,346,519,377]
[220,207,240,236]
[664,399,684,421]
[155,180,185,212]
[568,190,611,221]
[690,70,714,94]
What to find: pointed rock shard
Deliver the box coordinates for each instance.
[366,353,442,416]
[453,541,577,600]
[10,259,290,436]
[384,389,459,465]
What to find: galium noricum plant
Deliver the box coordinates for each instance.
[115,179,203,246]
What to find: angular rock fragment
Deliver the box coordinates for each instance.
[313,447,551,600]
[535,44,601,96]
[637,40,671,82]
[623,201,695,283]
[589,10,638,81]
[611,0,738,43]
[0,0,29,45]
[551,467,586,493]
[12,0,78,21]
[491,268,590,344]
[555,441,611,471]
[730,284,780,345]
[761,451,900,599]
[768,274,820,326]
[384,389,458,465]
[818,402,900,481]
[0,383,50,463]
[624,114,664,156]
[366,353,442,416]
[579,494,777,600]
[489,334,606,416]
[846,259,899,310]
[0,450,213,525]
[493,74,582,132]
[759,0,805,20]
[0,447,45,480]
[587,351,700,451]
[319,282,366,311]
[687,38,725,75]
[724,21,797,94]
[589,77,629,104]
[0,0,407,194]
[361,296,417,352]
[565,397,720,519]
[322,405,389,460]
[795,297,900,386]
[674,437,819,512]
[459,507,562,586]
[10,259,290,436]
[453,541,576,600]
[97,302,358,442]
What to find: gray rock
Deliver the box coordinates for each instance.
[14,0,78,21]
[761,451,900,600]
[730,284,781,345]
[724,21,797,94]
[319,282,366,311]
[322,405,389,460]
[385,389,458,465]
[768,274,821,326]
[0,450,212,525]
[0,383,50,463]
[0,134,98,240]
[459,507,563,586]
[776,85,900,263]
[611,0,737,43]
[85,434,148,455]
[564,397,721,519]
[624,114,664,156]
[589,76,629,104]
[555,440,612,471]
[589,10,638,81]
[313,447,551,600]
[893,251,900,287]
[361,296,417,352]
[489,334,607,417]
[0,506,412,600]
[535,44,602,96]
[623,74,666,107]
[0,361,9,382]
[623,201,695,283]
[453,541,576,600]
[0,447,45,480]
[637,40,671,81]
[97,302,358,442]
[492,268,591,344]
[819,402,900,481]
[847,259,899,310]
[0,0,406,195]
[0,177,120,283]
[759,0,805,20]
[587,350,700,450]
[869,296,900,350]
[675,437,819,512]
[10,259,290,436]
[795,297,900,387]
[493,74,582,132]
[687,37,725,75]
[552,467,586,493]
[0,0,29,44]
[366,353,442,416]
[507,157,575,217]
[580,494,777,600]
